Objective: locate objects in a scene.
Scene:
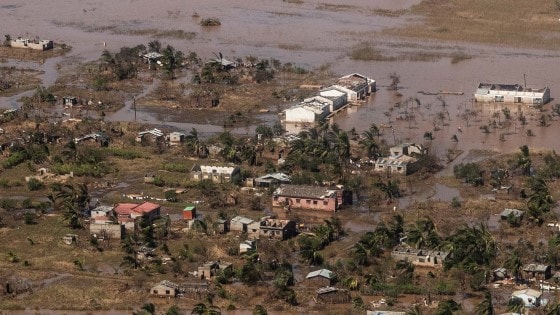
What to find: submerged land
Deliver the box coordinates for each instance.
[1,0,560,314]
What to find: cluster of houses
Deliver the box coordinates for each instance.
[89,201,161,240]
[284,73,375,124]
[135,128,188,147]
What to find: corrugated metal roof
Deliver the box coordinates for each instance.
[306,269,334,279]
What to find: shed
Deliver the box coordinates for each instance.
[183,205,196,220]
[314,286,350,304]
[230,216,254,233]
[500,208,524,220]
[306,269,334,286]
[493,267,509,281]
[63,96,78,106]
[240,240,255,254]
[523,263,551,279]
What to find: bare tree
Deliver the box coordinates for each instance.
[388,72,400,91]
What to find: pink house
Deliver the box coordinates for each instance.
[272,185,340,212]
[113,202,161,229]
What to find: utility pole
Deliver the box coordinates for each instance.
[133,96,136,122]
[524,74,527,88]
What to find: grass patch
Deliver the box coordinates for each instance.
[278,43,303,51]
[450,52,472,64]
[384,0,560,50]
[106,147,144,160]
[162,162,189,173]
[349,43,397,61]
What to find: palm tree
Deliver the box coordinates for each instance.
[445,224,496,269]
[504,253,523,281]
[547,302,560,315]
[191,302,221,315]
[62,140,78,162]
[474,291,494,315]
[517,145,532,176]
[406,217,441,249]
[360,128,380,159]
[405,305,423,315]
[507,296,524,314]
[253,305,267,315]
[375,180,401,200]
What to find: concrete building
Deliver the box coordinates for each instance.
[272,184,341,212]
[318,87,348,112]
[389,143,427,156]
[10,38,53,51]
[284,98,330,123]
[374,155,419,175]
[135,128,164,143]
[391,246,449,268]
[332,73,376,102]
[254,173,291,187]
[474,83,550,105]
[90,221,124,240]
[190,165,240,183]
[198,261,232,280]
[113,202,161,230]
[151,280,179,298]
[511,288,547,308]
[257,218,297,240]
[167,132,186,146]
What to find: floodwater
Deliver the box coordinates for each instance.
[1,0,559,156]
[0,0,557,157]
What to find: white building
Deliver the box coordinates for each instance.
[332,73,376,102]
[284,99,330,123]
[474,83,550,105]
[318,87,348,112]
[511,288,547,308]
[190,165,240,183]
[10,38,53,51]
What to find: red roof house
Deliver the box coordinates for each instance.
[113,202,161,229]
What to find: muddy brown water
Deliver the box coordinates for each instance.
[2,0,560,157]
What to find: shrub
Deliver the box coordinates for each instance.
[0,199,18,211]
[107,148,143,159]
[153,176,165,187]
[162,163,188,173]
[24,212,36,225]
[165,190,178,202]
[3,151,28,169]
[27,178,45,191]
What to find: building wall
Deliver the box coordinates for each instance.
[373,162,408,175]
[273,195,337,212]
[285,107,318,123]
[10,39,53,51]
[90,222,124,239]
[307,277,331,287]
[475,88,550,105]
[151,285,176,297]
